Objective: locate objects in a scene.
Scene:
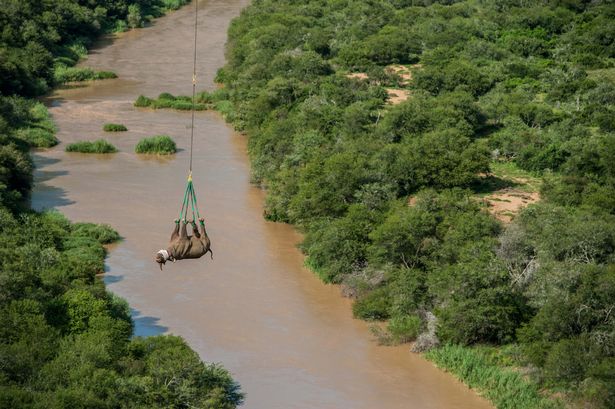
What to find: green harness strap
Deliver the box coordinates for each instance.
[178,173,202,222]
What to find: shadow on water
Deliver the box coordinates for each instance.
[31,154,75,209]
[83,34,116,56]
[33,154,61,168]
[132,308,168,337]
[30,185,75,210]
[104,274,125,285]
[102,257,126,285]
[35,169,68,183]
[41,93,68,108]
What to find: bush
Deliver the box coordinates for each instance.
[54,66,117,84]
[12,102,58,148]
[134,135,176,154]
[102,123,127,132]
[65,140,117,153]
[14,128,58,148]
[71,222,120,244]
[134,95,153,107]
[127,4,143,29]
[387,314,422,344]
[352,287,391,321]
[133,94,208,111]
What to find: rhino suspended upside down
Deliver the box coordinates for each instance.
[155,218,212,270]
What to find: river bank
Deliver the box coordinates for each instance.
[29,0,498,408]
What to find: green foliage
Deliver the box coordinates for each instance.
[353,287,392,321]
[0,1,242,405]
[54,65,117,84]
[135,135,177,154]
[0,207,243,407]
[72,222,121,244]
[127,4,143,28]
[0,0,187,96]
[426,345,561,409]
[65,139,118,153]
[102,123,127,132]
[387,314,422,344]
[133,93,209,110]
[12,102,58,148]
[218,0,615,406]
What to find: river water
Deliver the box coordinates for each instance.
[31,1,492,408]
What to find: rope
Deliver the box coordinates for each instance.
[189,0,198,173]
[177,0,202,223]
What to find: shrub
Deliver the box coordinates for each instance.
[12,102,58,148]
[65,140,117,153]
[127,4,143,29]
[387,314,422,344]
[352,287,391,320]
[133,93,208,111]
[158,92,176,100]
[14,128,58,148]
[54,66,117,84]
[161,0,190,11]
[71,222,120,244]
[135,135,176,154]
[134,95,153,107]
[103,123,127,132]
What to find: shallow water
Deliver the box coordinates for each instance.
[31,1,493,408]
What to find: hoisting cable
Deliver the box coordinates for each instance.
[189,0,198,173]
[178,0,202,222]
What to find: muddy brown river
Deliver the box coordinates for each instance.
[31,1,493,408]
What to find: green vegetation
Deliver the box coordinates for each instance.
[426,345,560,409]
[1,3,243,406]
[135,135,177,154]
[0,207,243,408]
[103,123,128,132]
[65,139,118,154]
[213,0,615,407]
[0,0,189,96]
[134,93,208,110]
[11,101,58,148]
[54,66,117,84]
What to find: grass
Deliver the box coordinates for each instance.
[54,65,117,84]
[135,135,176,154]
[132,88,236,120]
[426,344,561,409]
[490,161,542,192]
[103,123,128,132]
[134,93,208,110]
[13,102,58,148]
[471,161,542,196]
[65,139,117,153]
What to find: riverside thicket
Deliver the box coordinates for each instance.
[0,1,242,407]
[214,1,615,407]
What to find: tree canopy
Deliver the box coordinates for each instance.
[218,0,615,406]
